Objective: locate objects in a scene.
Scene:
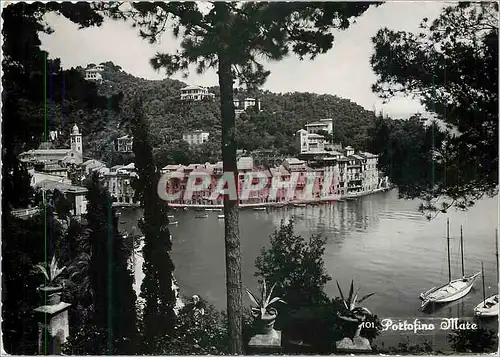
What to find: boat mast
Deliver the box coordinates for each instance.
[460,225,465,278]
[496,229,498,284]
[447,218,451,282]
[482,261,486,307]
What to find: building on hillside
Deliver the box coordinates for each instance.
[34,179,88,216]
[116,135,133,153]
[48,130,61,141]
[296,119,339,154]
[84,65,104,82]
[182,130,210,146]
[103,163,139,205]
[82,159,107,177]
[29,169,72,187]
[234,97,261,111]
[344,145,355,156]
[19,124,83,166]
[180,85,215,101]
[304,118,333,135]
[237,157,254,172]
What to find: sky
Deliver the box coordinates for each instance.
[39,1,449,118]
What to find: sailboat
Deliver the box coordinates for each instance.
[420,220,481,310]
[473,230,499,317]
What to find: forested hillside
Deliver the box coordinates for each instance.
[76,62,379,166]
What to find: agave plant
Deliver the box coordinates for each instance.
[245,279,286,319]
[36,256,66,287]
[336,280,375,318]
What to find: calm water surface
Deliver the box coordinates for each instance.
[119,190,498,349]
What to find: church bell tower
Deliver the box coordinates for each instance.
[70,123,83,155]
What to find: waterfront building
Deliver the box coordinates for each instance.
[182,130,210,146]
[160,145,385,205]
[103,163,139,205]
[161,164,185,174]
[116,135,133,152]
[282,158,307,172]
[346,154,365,194]
[359,152,379,191]
[180,85,215,101]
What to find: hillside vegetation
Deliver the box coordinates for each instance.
[76,62,379,166]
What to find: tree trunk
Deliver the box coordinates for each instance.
[218,53,244,354]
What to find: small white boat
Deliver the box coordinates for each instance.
[253,207,266,211]
[474,294,499,317]
[195,214,208,218]
[420,220,480,310]
[217,214,225,219]
[420,274,480,310]
[205,208,214,211]
[473,231,499,318]
[183,207,188,212]
[214,208,223,212]
[167,215,175,219]
[293,203,306,207]
[169,221,179,225]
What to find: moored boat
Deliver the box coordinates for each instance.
[169,221,179,225]
[473,230,499,318]
[420,220,480,310]
[253,207,266,211]
[474,294,499,317]
[217,214,225,219]
[195,213,208,218]
[167,215,175,219]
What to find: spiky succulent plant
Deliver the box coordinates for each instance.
[245,279,286,319]
[336,280,375,318]
[36,256,66,286]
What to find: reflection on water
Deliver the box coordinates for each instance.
[118,190,498,349]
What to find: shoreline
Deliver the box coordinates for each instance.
[163,187,392,210]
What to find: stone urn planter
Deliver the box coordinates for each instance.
[35,256,66,306]
[257,307,278,335]
[245,279,286,336]
[38,285,64,305]
[334,280,376,352]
